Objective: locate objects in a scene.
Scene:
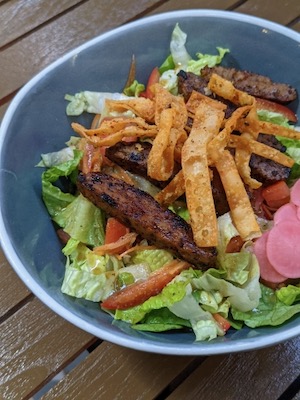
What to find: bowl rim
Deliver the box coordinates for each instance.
[1,9,300,355]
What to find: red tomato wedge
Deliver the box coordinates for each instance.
[256,97,297,123]
[261,181,290,209]
[266,221,300,279]
[253,231,287,283]
[213,313,231,333]
[101,260,190,310]
[140,67,160,99]
[104,217,130,245]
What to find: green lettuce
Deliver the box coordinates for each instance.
[54,193,105,247]
[187,47,230,75]
[65,91,131,116]
[123,80,145,97]
[41,149,82,218]
[276,284,300,306]
[129,248,173,272]
[61,241,123,302]
[231,284,300,328]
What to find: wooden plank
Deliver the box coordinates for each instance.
[0,297,95,399]
[167,336,300,400]
[235,0,300,25]
[148,0,236,14]
[0,0,161,100]
[290,19,300,32]
[41,341,200,399]
[0,0,82,47]
[0,251,31,318]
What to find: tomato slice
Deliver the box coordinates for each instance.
[140,67,160,99]
[213,313,231,333]
[261,181,290,209]
[256,97,297,123]
[104,217,129,245]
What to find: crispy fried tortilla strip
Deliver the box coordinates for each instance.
[105,97,155,123]
[182,103,224,247]
[147,108,175,181]
[258,120,300,140]
[148,86,188,181]
[72,119,157,146]
[155,170,185,207]
[207,105,252,163]
[229,134,294,168]
[215,150,261,240]
[234,145,262,189]
[208,73,254,106]
[186,90,227,114]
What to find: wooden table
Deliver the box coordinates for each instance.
[1,1,300,399]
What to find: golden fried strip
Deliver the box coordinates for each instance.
[258,120,300,140]
[234,146,262,189]
[207,105,252,163]
[105,97,155,123]
[215,150,261,241]
[155,170,185,207]
[186,90,227,114]
[147,108,175,181]
[229,134,294,168]
[208,73,254,106]
[182,103,225,247]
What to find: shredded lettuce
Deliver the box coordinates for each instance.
[187,47,230,75]
[123,80,145,97]
[41,149,82,218]
[129,248,174,272]
[231,284,300,328]
[54,193,105,247]
[169,23,192,70]
[65,91,131,116]
[61,241,123,302]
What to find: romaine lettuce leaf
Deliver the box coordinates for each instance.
[54,193,105,247]
[61,241,123,302]
[129,248,173,272]
[65,91,131,116]
[169,23,192,71]
[41,149,82,218]
[231,284,300,328]
[187,47,229,75]
[123,80,145,97]
[276,284,300,306]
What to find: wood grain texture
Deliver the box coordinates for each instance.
[167,337,300,400]
[0,297,95,399]
[0,0,82,47]
[41,341,200,399]
[235,0,300,25]
[0,0,161,100]
[0,251,31,318]
[149,0,236,14]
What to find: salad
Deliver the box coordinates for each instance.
[39,24,300,342]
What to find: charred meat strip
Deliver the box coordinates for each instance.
[250,133,291,183]
[200,66,297,103]
[105,141,180,188]
[77,172,217,268]
[178,67,297,104]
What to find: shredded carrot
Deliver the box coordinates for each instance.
[93,232,138,255]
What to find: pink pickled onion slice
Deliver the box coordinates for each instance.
[290,179,300,207]
[297,206,300,221]
[273,203,298,225]
[253,232,287,283]
[266,220,300,279]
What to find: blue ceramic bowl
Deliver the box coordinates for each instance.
[0,10,299,355]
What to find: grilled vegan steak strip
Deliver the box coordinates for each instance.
[177,68,297,104]
[105,141,180,188]
[200,66,297,103]
[77,172,217,268]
